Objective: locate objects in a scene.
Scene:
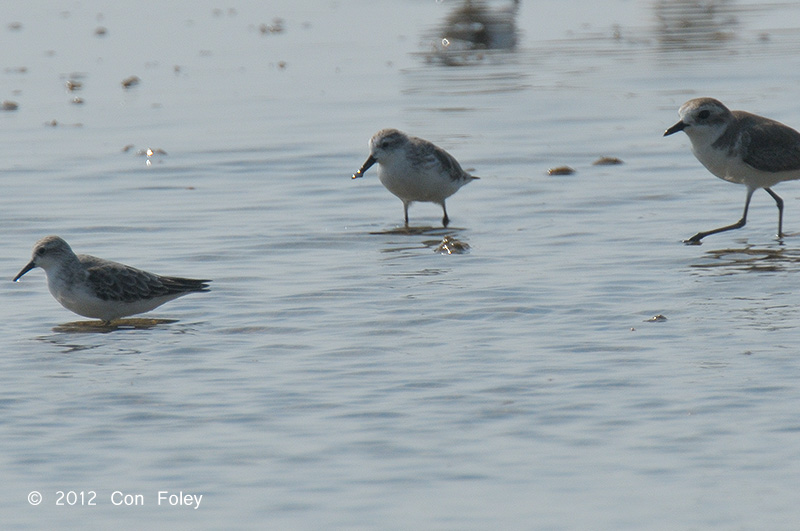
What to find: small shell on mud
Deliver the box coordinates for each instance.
[435,236,470,255]
[592,156,623,166]
[259,18,285,34]
[547,166,575,176]
[121,75,140,88]
[136,148,168,156]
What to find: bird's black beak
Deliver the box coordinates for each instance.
[664,121,688,136]
[352,155,376,179]
[13,260,36,282]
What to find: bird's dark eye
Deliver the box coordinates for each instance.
[35,247,45,256]
[698,110,710,120]
[378,134,402,149]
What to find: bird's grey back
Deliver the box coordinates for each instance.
[716,110,800,173]
[409,136,474,182]
[79,254,209,302]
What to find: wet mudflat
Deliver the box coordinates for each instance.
[3,1,800,529]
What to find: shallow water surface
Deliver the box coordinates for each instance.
[3,0,800,529]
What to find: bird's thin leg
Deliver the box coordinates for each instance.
[403,202,410,227]
[441,202,450,228]
[764,187,784,238]
[685,187,755,244]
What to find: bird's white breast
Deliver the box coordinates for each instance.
[377,154,462,203]
[46,267,177,321]
[690,139,742,183]
[690,135,800,189]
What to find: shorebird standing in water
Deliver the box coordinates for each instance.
[665,97,800,244]
[352,128,478,228]
[13,235,210,324]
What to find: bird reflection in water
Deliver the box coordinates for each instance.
[690,244,800,274]
[654,0,738,51]
[427,0,520,65]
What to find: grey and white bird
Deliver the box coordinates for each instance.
[352,128,478,227]
[665,97,800,243]
[13,235,210,323]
